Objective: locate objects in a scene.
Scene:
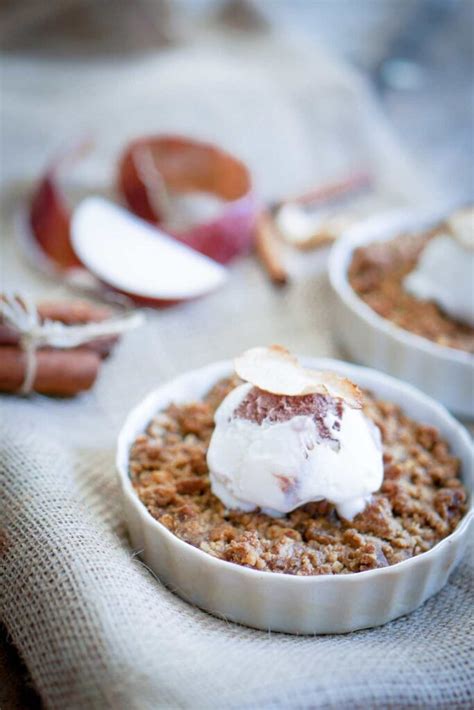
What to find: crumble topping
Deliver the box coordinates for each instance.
[348,229,474,353]
[129,376,467,576]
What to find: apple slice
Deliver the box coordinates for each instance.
[70,197,227,305]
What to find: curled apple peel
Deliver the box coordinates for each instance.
[118,135,257,263]
[234,345,363,408]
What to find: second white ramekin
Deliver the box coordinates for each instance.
[117,358,473,635]
[329,209,474,418]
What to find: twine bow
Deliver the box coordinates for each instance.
[1,293,144,394]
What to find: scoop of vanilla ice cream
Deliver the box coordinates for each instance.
[207,383,384,520]
[404,229,474,328]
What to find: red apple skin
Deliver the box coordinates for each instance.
[30,171,81,269]
[171,192,257,264]
[118,148,156,223]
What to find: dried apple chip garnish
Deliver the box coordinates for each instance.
[234,346,363,408]
[118,135,257,264]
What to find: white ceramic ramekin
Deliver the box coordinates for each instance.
[329,210,474,418]
[117,358,473,635]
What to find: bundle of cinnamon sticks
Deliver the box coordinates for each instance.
[0,300,120,396]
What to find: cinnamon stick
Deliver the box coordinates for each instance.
[255,211,288,286]
[0,300,118,358]
[281,172,372,208]
[37,300,112,324]
[0,346,101,396]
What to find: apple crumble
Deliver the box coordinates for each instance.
[129,376,467,575]
[348,230,474,353]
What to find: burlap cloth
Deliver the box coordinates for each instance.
[1,16,472,709]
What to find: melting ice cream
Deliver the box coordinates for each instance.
[404,206,474,328]
[207,347,384,520]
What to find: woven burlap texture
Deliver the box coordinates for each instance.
[1,18,472,709]
[1,421,473,710]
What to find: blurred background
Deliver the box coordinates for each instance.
[1,0,473,202]
[0,1,473,707]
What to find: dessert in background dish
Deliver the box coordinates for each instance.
[129,347,467,576]
[349,206,474,353]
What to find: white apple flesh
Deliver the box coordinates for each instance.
[71,197,227,305]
